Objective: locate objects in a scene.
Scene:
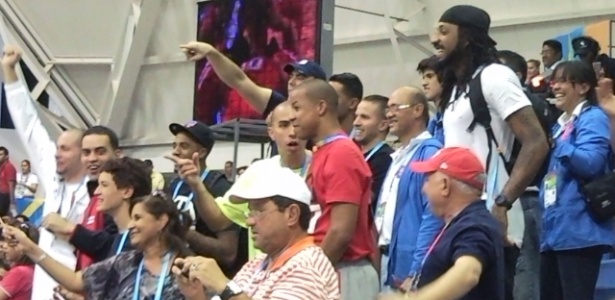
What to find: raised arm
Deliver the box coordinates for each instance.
[2,46,59,195]
[180,42,273,113]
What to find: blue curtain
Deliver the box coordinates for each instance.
[0,83,15,129]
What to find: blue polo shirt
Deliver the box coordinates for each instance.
[417,200,505,300]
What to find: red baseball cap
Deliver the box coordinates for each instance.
[410,147,486,190]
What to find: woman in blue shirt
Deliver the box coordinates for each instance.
[540,61,615,300]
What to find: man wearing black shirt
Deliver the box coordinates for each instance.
[168,120,247,277]
[380,147,504,300]
[353,95,393,212]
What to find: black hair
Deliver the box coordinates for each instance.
[83,126,120,150]
[100,157,152,201]
[14,215,29,222]
[552,61,598,105]
[417,56,443,82]
[542,39,563,54]
[329,73,364,100]
[0,147,8,156]
[143,159,153,167]
[129,193,193,258]
[271,195,311,231]
[498,50,528,84]
[439,26,499,111]
[362,95,389,119]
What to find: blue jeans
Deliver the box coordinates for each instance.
[513,192,541,300]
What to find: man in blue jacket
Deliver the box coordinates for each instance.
[374,86,443,291]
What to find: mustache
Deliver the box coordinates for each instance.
[432,41,444,50]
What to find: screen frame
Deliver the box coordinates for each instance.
[194,0,334,76]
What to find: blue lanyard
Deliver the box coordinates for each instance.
[133,252,171,300]
[116,231,129,255]
[315,133,347,147]
[172,170,210,201]
[364,141,385,162]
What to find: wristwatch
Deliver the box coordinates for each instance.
[495,195,513,210]
[219,280,243,300]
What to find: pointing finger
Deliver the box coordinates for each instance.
[164,155,180,163]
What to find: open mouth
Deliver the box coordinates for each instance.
[288,141,299,147]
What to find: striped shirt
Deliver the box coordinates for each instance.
[233,238,340,300]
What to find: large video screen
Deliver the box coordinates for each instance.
[194,0,321,125]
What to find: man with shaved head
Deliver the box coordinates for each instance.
[170,101,311,260]
[2,46,93,299]
[376,86,443,292]
[288,79,378,299]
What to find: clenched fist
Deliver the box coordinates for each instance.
[2,45,21,69]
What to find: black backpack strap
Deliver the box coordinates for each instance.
[467,69,507,173]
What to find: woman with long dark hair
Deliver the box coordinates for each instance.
[539,60,615,300]
[1,194,204,300]
[0,221,38,300]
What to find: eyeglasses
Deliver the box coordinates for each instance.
[244,209,277,220]
[386,104,415,114]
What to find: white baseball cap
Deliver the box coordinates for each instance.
[228,162,311,205]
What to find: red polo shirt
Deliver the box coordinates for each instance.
[0,161,16,194]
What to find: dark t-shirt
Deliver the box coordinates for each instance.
[363,143,393,213]
[169,171,248,276]
[418,201,505,300]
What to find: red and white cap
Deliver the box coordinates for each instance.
[410,147,486,190]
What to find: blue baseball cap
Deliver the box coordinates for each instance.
[284,59,327,80]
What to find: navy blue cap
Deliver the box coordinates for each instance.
[572,36,599,57]
[283,60,327,80]
[169,120,215,150]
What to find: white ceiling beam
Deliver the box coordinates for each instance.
[0,0,100,126]
[335,7,615,45]
[48,57,113,65]
[98,0,163,128]
[336,4,409,22]
[142,53,187,66]
[0,12,88,129]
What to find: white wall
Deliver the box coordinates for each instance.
[0,129,30,172]
[332,0,615,96]
[333,18,614,97]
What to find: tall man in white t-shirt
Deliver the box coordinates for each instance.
[431,5,549,300]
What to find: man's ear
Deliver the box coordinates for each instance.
[349,98,360,111]
[115,149,123,158]
[198,148,209,160]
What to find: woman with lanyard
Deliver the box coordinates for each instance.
[68,157,153,262]
[1,193,204,300]
[538,62,615,300]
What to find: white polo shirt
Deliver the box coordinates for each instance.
[442,63,530,246]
